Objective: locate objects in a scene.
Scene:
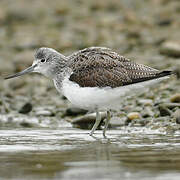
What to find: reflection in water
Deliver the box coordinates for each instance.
[0,128,180,180]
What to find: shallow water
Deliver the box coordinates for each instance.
[0,127,180,180]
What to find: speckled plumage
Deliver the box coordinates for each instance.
[68,47,170,88]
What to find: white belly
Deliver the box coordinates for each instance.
[58,77,169,111]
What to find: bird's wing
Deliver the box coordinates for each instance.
[67,47,167,88]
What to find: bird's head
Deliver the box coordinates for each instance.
[5,47,67,80]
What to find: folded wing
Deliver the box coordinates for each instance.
[68,47,171,88]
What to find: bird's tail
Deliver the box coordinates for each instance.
[157,70,174,78]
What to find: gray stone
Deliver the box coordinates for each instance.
[20,121,34,128]
[71,112,106,129]
[36,110,54,116]
[170,93,180,103]
[142,106,154,118]
[158,105,172,116]
[109,116,126,127]
[137,99,153,106]
[19,102,32,114]
[174,109,180,124]
[162,103,180,109]
[174,67,180,79]
[160,41,180,58]
[65,106,88,116]
[153,116,170,123]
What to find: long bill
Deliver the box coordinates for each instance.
[5,64,37,80]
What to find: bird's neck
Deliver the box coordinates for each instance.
[53,67,72,92]
[44,54,69,79]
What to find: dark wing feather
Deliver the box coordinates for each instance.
[68,47,170,88]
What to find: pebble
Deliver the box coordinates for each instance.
[36,110,53,116]
[127,112,141,120]
[173,67,180,79]
[65,106,88,116]
[153,116,169,123]
[156,19,172,26]
[109,116,126,127]
[138,99,153,106]
[174,109,180,124]
[161,103,180,109]
[142,107,154,118]
[170,93,180,103]
[19,103,32,114]
[20,121,33,128]
[160,41,180,57]
[139,118,150,126]
[71,112,106,129]
[158,105,172,116]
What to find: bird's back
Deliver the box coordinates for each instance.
[67,47,171,88]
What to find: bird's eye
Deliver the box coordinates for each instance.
[41,59,46,63]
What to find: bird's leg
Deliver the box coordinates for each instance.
[89,110,101,136]
[103,110,111,137]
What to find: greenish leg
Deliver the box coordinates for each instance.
[89,110,101,136]
[103,110,111,137]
